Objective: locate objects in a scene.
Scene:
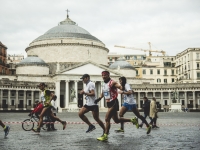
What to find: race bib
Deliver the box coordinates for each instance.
[104,91,110,99]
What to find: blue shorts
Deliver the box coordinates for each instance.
[122,103,137,111]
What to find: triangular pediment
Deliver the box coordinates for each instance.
[58,61,121,76]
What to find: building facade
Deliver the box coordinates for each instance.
[0,42,9,75]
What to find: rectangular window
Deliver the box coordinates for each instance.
[164,100,168,105]
[197,63,200,69]
[197,72,200,78]
[172,70,174,75]
[150,69,153,75]
[11,100,15,106]
[197,53,200,59]
[181,100,185,105]
[164,70,167,75]
[19,94,23,96]
[136,70,138,75]
[172,78,174,82]
[164,79,167,83]
[143,69,146,75]
[157,69,160,75]
[157,79,161,83]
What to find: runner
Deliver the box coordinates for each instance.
[0,120,10,137]
[78,74,105,136]
[95,71,138,141]
[32,82,66,133]
[115,76,152,134]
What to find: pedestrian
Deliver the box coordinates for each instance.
[95,71,138,141]
[32,82,66,133]
[50,95,57,130]
[139,97,152,128]
[115,76,152,134]
[78,74,105,136]
[0,120,10,138]
[149,97,159,128]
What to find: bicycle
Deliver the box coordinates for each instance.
[22,114,51,131]
[22,114,40,131]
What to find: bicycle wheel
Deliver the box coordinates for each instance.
[22,119,34,131]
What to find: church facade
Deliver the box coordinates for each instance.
[0,14,199,112]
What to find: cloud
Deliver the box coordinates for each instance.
[0,0,200,56]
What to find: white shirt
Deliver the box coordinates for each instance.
[123,83,136,104]
[84,81,97,106]
[51,100,57,113]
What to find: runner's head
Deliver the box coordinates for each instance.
[119,76,126,90]
[37,82,46,91]
[101,71,110,82]
[80,74,90,83]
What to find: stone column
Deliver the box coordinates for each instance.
[145,92,148,97]
[55,80,61,112]
[168,91,171,107]
[184,91,187,108]
[100,81,104,108]
[138,92,141,109]
[0,89,2,108]
[82,81,86,106]
[160,92,163,109]
[24,90,27,109]
[74,80,78,103]
[8,90,11,107]
[118,93,122,109]
[31,91,34,108]
[193,91,196,109]
[65,80,69,108]
[15,90,19,109]
[153,91,155,98]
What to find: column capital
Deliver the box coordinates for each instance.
[192,91,195,93]
[65,80,70,82]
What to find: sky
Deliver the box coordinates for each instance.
[0,0,200,57]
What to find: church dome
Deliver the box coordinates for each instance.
[32,16,101,43]
[109,57,135,69]
[17,55,48,66]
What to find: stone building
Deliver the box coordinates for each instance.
[0,14,199,112]
[0,42,9,75]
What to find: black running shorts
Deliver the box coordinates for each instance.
[84,105,99,112]
[107,99,119,111]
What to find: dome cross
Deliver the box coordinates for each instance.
[66,9,70,18]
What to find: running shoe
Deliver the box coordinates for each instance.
[86,125,96,133]
[146,125,152,134]
[130,117,139,129]
[97,134,108,141]
[62,121,67,130]
[152,125,159,129]
[114,128,124,133]
[32,128,40,133]
[4,126,10,137]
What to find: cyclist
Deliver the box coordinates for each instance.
[32,82,66,133]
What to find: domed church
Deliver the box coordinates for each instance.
[0,13,152,112]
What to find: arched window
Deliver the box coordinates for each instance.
[157,78,161,83]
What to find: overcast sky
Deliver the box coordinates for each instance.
[0,0,200,57]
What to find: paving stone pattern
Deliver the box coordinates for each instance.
[0,112,200,150]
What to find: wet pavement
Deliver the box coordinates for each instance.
[0,112,200,150]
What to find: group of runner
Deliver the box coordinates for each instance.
[79,71,152,141]
[1,70,152,141]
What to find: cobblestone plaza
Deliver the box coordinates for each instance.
[0,112,200,150]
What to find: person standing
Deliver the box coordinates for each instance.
[115,76,151,134]
[139,97,151,128]
[95,71,138,141]
[78,74,105,136]
[149,97,159,128]
[0,120,10,138]
[32,82,66,133]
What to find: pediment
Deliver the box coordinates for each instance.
[59,61,121,76]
